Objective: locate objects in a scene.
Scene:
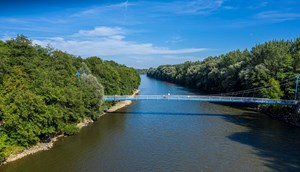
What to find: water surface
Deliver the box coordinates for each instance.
[1,75,300,172]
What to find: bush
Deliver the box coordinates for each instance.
[62,124,80,136]
[0,152,5,163]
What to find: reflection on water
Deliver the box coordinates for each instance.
[1,75,300,172]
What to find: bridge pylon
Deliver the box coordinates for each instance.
[295,73,299,100]
[295,102,300,114]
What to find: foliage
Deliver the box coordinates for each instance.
[147,39,299,100]
[62,124,80,136]
[136,69,148,74]
[0,35,140,161]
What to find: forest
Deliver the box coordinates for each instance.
[0,35,140,163]
[147,38,300,109]
[136,69,148,74]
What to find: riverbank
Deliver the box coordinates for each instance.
[106,90,140,113]
[265,112,300,127]
[254,105,300,127]
[1,90,139,165]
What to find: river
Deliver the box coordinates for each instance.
[1,75,300,172]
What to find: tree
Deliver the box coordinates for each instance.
[147,38,296,99]
[0,36,140,160]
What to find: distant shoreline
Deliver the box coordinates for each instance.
[1,89,140,166]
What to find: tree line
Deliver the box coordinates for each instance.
[0,35,140,163]
[147,38,300,101]
[136,69,148,74]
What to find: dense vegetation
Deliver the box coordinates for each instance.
[136,69,148,74]
[0,35,140,163]
[148,38,300,102]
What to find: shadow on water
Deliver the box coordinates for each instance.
[222,112,300,171]
[111,111,300,171]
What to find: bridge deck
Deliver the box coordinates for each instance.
[104,95,297,105]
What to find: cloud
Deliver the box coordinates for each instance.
[153,0,224,15]
[73,26,125,37]
[248,1,268,9]
[0,16,68,33]
[72,0,224,17]
[224,9,300,28]
[32,26,209,57]
[72,1,135,17]
[33,37,208,56]
[256,11,300,21]
[222,6,238,10]
[165,36,183,44]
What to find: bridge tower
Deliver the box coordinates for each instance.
[294,73,300,113]
[294,73,299,100]
[76,70,81,81]
[295,102,300,114]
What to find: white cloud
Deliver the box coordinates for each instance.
[72,0,225,18]
[154,0,224,15]
[248,1,268,10]
[72,1,135,17]
[33,37,207,56]
[73,26,125,37]
[222,6,238,10]
[224,10,300,28]
[33,26,209,57]
[166,36,183,44]
[256,11,300,21]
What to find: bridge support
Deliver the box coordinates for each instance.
[295,73,299,100]
[295,102,300,114]
[76,70,80,81]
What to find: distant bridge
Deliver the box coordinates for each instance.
[104,95,298,105]
[104,74,300,109]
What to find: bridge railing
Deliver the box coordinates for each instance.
[103,95,298,105]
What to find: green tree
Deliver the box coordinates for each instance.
[0,35,140,161]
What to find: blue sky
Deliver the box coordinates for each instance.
[1,0,300,68]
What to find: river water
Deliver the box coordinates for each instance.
[1,75,300,172]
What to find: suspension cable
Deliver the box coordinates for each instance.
[210,75,296,96]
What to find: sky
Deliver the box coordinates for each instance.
[1,0,300,68]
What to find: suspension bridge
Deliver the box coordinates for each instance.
[104,95,297,105]
[104,74,300,106]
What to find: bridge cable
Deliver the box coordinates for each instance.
[210,76,296,97]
